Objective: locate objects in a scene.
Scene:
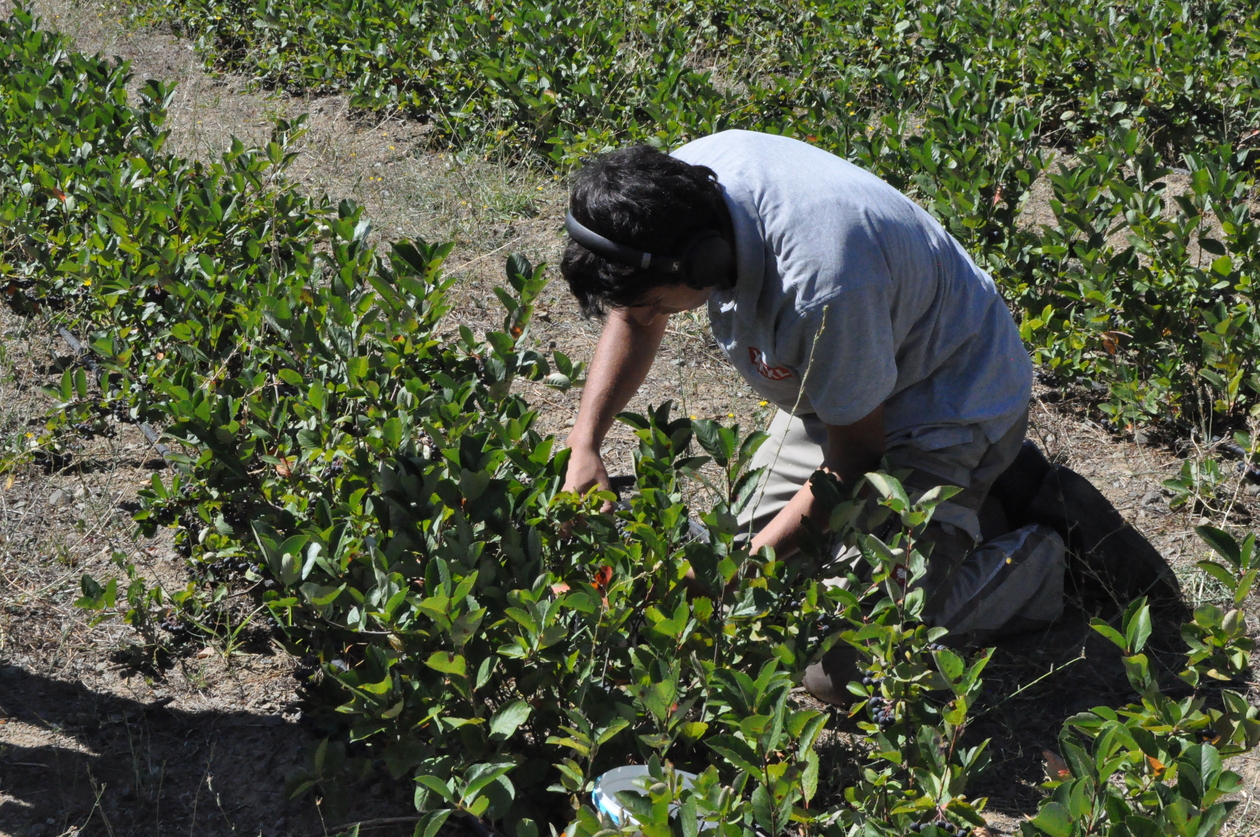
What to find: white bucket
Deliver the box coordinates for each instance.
[591,766,700,827]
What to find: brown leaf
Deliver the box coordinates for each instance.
[1043,749,1071,779]
[593,565,613,592]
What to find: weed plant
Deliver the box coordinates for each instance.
[3,8,1260,837]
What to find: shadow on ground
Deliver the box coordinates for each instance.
[969,594,1203,819]
[0,664,420,837]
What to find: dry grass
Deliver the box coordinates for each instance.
[0,1,1256,835]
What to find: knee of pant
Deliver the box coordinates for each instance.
[920,522,975,570]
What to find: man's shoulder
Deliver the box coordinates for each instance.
[675,131,912,224]
[670,129,856,177]
[673,129,801,156]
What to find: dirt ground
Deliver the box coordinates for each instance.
[0,2,1257,836]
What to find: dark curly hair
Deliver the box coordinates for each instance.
[561,145,725,317]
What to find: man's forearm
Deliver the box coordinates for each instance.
[567,308,667,453]
[749,405,885,560]
[748,479,826,559]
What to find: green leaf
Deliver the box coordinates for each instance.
[866,472,910,512]
[489,700,532,740]
[934,647,965,684]
[1196,525,1241,567]
[1089,617,1127,651]
[707,734,762,777]
[505,253,532,290]
[801,747,819,804]
[308,381,326,411]
[417,811,452,837]
[415,775,456,804]
[1196,560,1238,589]
[425,651,466,677]
[382,417,403,448]
[916,484,962,508]
[1029,801,1074,837]
[1123,600,1152,653]
[751,783,773,831]
[679,796,699,837]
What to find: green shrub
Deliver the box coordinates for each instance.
[5,9,1260,837]
[118,0,1260,430]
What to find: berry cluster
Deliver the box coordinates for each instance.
[868,695,895,727]
[151,506,178,526]
[293,654,321,683]
[860,670,885,688]
[222,504,250,530]
[909,817,969,836]
[72,419,115,438]
[199,556,260,582]
[158,611,190,638]
[926,642,948,652]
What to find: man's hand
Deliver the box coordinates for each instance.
[562,445,614,512]
[749,404,885,560]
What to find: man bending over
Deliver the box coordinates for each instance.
[558,130,1064,704]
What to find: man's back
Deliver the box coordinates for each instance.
[673,130,1031,445]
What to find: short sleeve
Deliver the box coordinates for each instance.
[792,283,898,427]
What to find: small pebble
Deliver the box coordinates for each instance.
[48,489,66,507]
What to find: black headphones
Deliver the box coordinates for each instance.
[564,212,735,291]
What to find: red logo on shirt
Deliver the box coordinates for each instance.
[748,347,794,381]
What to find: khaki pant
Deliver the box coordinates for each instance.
[739,409,1064,642]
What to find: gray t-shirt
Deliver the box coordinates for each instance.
[672,130,1032,447]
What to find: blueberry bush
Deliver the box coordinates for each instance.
[4,6,1260,837]
[123,0,1260,431]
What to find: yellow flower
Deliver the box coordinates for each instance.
[759,400,768,407]
[727,413,734,418]
[83,279,92,287]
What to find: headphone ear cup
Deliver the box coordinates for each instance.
[682,230,735,291]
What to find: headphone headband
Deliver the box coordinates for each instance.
[564,213,682,273]
[564,210,734,292]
